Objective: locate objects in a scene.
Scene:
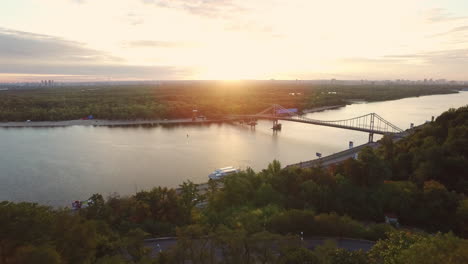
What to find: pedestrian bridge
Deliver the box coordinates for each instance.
[230,104,404,142]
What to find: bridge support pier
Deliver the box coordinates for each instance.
[368,133,374,143]
[272,119,282,131]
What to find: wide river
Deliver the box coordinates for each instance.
[1,92,467,206]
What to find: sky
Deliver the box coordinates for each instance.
[0,0,467,81]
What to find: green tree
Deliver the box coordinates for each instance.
[328,248,369,264]
[456,199,468,236]
[121,228,150,262]
[178,180,199,224]
[14,245,61,264]
[395,233,468,264]
[368,231,425,264]
[279,247,319,264]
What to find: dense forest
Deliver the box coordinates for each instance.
[0,82,460,121]
[1,105,467,263]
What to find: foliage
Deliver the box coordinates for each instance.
[0,83,458,121]
[385,106,468,194]
[368,231,468,264]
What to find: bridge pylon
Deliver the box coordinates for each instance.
[272,105,282,130]
[368,113,375,142]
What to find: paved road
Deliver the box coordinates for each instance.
[144,237,375,257]
[285,129,411,169]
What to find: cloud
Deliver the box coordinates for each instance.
[341,49,468,80]
[0,63,190,79]
[142,0,244,17]
[0,28,118,63]
[384,49,468,63]
[126,13,145,26]
[123,40,191,48]
[0,28,192,79]
[425,8,468,23]
[449,25,468,33]
[429,25,468,38]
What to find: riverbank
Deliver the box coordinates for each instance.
[0,118,236,128]
[0,104,349,128]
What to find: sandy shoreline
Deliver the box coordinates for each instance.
[0,105,346,128]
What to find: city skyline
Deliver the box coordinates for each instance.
[1,0,468,81]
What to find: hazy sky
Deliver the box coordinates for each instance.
[1,0,467,81]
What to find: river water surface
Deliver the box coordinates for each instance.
[1,92,467,205]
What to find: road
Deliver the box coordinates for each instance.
[144,237,375,257]
[285,129,411,169]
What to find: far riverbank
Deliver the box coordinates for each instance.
[0,105,345,128]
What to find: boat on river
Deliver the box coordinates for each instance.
[208,166,240,180]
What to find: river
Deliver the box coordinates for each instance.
[1,91,466,206]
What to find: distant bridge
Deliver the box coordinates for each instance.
[230,104,404,142]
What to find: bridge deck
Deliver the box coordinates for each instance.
[231,115,399,135]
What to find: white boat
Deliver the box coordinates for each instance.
[208,166,240,180]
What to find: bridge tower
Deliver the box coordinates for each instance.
[368,113,375,142]
[272,104,282,131]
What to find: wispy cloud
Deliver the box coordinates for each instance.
[0,28,118,63]
[142,0,244,18]
[340,48,468,79]
[425,8,468,23]
[0,63,191,79]
[429,25,468,38]
[0,28,191,79]
[123,40,192,48]
[384,49,468,63]
[126,13,145,26]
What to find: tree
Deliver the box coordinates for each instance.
[328,248,369,264]
[0,202,48,261]
[14,245,61,264]
[219,171,255,207]
[357,147,389,187]
[396,233,468,264]
[368,231,425,264]
[300,180,331,212]
[248,231,284,264]
[214,225,248,264]
[178,180,199,224]
[420,180,460,231]
[121,228,150,262]
[254,183,283,207]
[279,247,319,264]
[53,211,99,264]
